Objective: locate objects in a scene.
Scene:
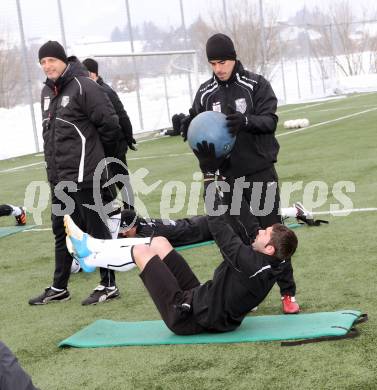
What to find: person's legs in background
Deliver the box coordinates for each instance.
[28,189,78,305]
[73,188,120,306]
[109,155,135,210]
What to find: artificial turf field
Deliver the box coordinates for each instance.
[0,92,376,389]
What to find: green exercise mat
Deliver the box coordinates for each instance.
[59,310,365,348]
[175,240,214,251]
[0,225,36,239]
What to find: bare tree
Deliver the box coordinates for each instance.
[0,35,24,108]
[369,31,377,72]
[309,1,377,77]
[0,28,41,108]
[203,0,281,79]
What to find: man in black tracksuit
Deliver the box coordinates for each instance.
[178,33,300,314]
[137,182,298,335]
[29,41,122,306]
[64,173,298,335]
[83,58,136,210]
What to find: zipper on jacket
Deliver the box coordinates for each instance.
[56,117,86,183]
[47,95,59,184]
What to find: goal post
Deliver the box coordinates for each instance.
[89,49,199,133]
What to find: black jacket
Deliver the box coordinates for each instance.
[192,61,279,177]
[192,212,285,332]
[97,76,133,157]
[192,184,285,332]
[0,341,38,390]
[41,57,121,186]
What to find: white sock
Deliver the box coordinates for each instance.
[65,214,150,261]
[87,236,151,253]
[84,245,136,272]
[107,213,121,239]
[51,286,64,292]
[281,207,297,218]
[9,205,22,217]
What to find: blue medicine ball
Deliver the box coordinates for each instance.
[187,111,236,158]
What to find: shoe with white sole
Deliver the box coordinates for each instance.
[15,206,27,226]
[81,285,120,306]
[65,235,96,273]
[64,215,93,258]
[294,202,314,225]
[29,286,70,305]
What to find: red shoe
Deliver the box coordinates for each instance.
[282,295,300,314]
[15,207,26,226]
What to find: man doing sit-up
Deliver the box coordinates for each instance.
[64,176,298,335]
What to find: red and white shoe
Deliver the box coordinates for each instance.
[15,207,26,226]
[281,295,300,314]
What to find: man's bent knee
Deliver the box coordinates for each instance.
[132,244,158,271]
[150,236,173,259]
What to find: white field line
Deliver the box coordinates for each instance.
[137,135,169,143]
[316,104,376,112]
[277,92,375,114]
[128,152,192,161]
[312,207,377,216]
[0,161,44,173]
[278,102,328,114]
[22,228,52,232]
[0,152,192,174]
[277,107,377,137]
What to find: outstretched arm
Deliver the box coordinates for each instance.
[203,175,264,275]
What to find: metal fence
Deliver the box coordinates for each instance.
[1,0,377,159]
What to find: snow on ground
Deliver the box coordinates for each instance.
[1,68,377,160]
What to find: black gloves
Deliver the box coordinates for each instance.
[180,108,196,141]
[171,113,186,135]
[226,105,248,137]
[193,141,225,174]
[127,137,137,151]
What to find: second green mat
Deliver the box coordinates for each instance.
[0,225,36,239]
[59,310,364,348]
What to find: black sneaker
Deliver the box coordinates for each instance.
[295,202,329,226]
[81,285,120,306]
[294,202,314,224]
[29,287,70,305]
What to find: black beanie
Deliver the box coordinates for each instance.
[120,210,138,230]
[206,33,237,61]
[38,41,67,63]
[82,58,99,75]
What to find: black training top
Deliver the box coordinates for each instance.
[192,61,279,177]
[192,185,285,332]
